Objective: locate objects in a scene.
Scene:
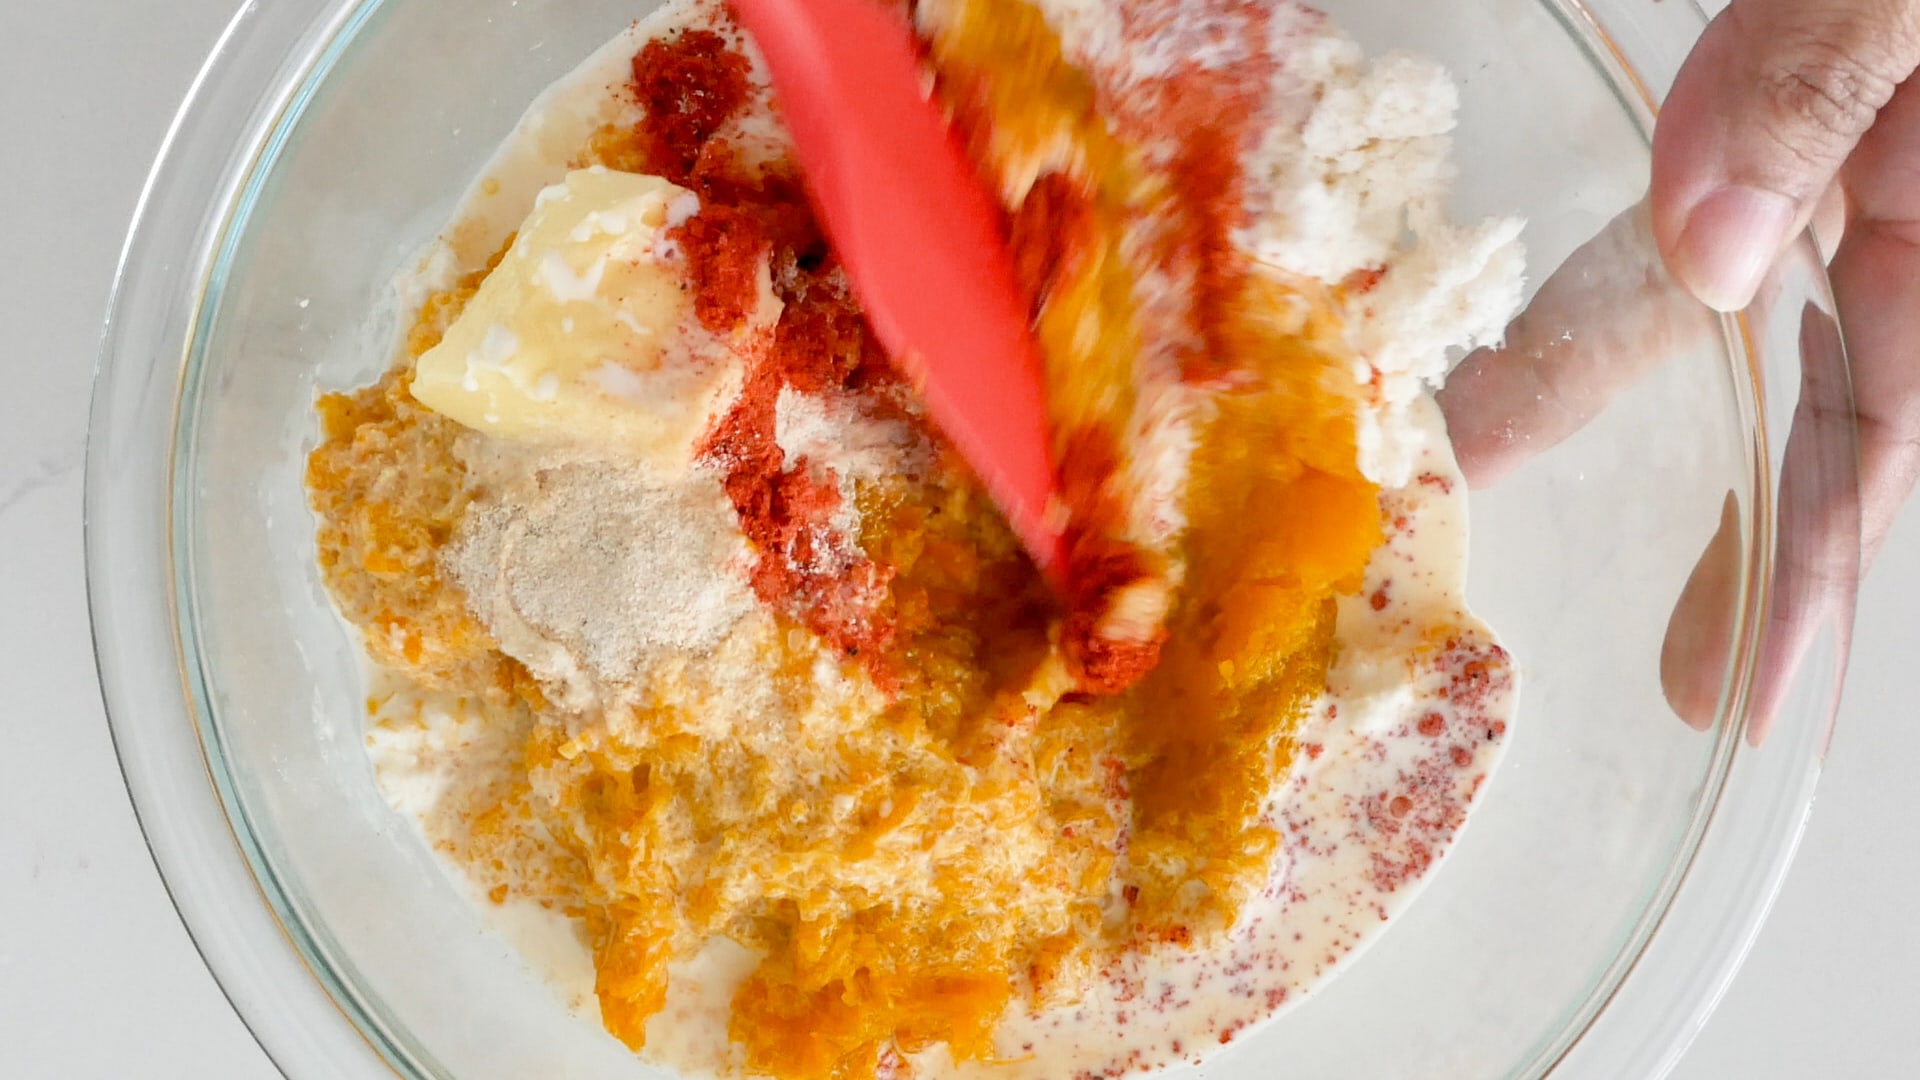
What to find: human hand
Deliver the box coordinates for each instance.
[1643,0,1920,738]
[1655,0,1920,568]
[1443,205,1862,744]
[1441,0,1920,741]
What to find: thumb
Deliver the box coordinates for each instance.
[1651,0,1920,311]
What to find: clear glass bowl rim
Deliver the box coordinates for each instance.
[84,0,1859,1077]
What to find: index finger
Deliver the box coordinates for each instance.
[1439,201,1719,489]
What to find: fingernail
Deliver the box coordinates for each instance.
[1673,186,1796,313]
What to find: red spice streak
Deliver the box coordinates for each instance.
[1047,417,1166,690]
[901,0,1291,699]
[630,30,750,184]
[634,30,899,678]
[1341,266,1388,295]
[1109,0,1280,388]
[1005,171,1093,323]
[677,203,771,329]
[946,62,1170,693]
[1060,531,1166,692]
[1162,124,1256,387]
[1030,0,1285,691]
[1004,169,1167,692]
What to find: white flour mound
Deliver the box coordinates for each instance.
[1035,0,1528,487]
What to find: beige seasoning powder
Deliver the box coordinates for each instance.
[447,457,757,706]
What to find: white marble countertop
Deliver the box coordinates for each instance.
[4,2,1916,1077]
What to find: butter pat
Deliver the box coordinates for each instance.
[411,168,771,470]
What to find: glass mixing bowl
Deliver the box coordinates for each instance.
[87,0,1860,1077]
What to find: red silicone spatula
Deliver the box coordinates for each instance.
[727,0,1068,576]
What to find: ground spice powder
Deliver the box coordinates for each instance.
[639,27,905,678]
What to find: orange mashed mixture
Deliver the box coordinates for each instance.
[306,7,1383,1079]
